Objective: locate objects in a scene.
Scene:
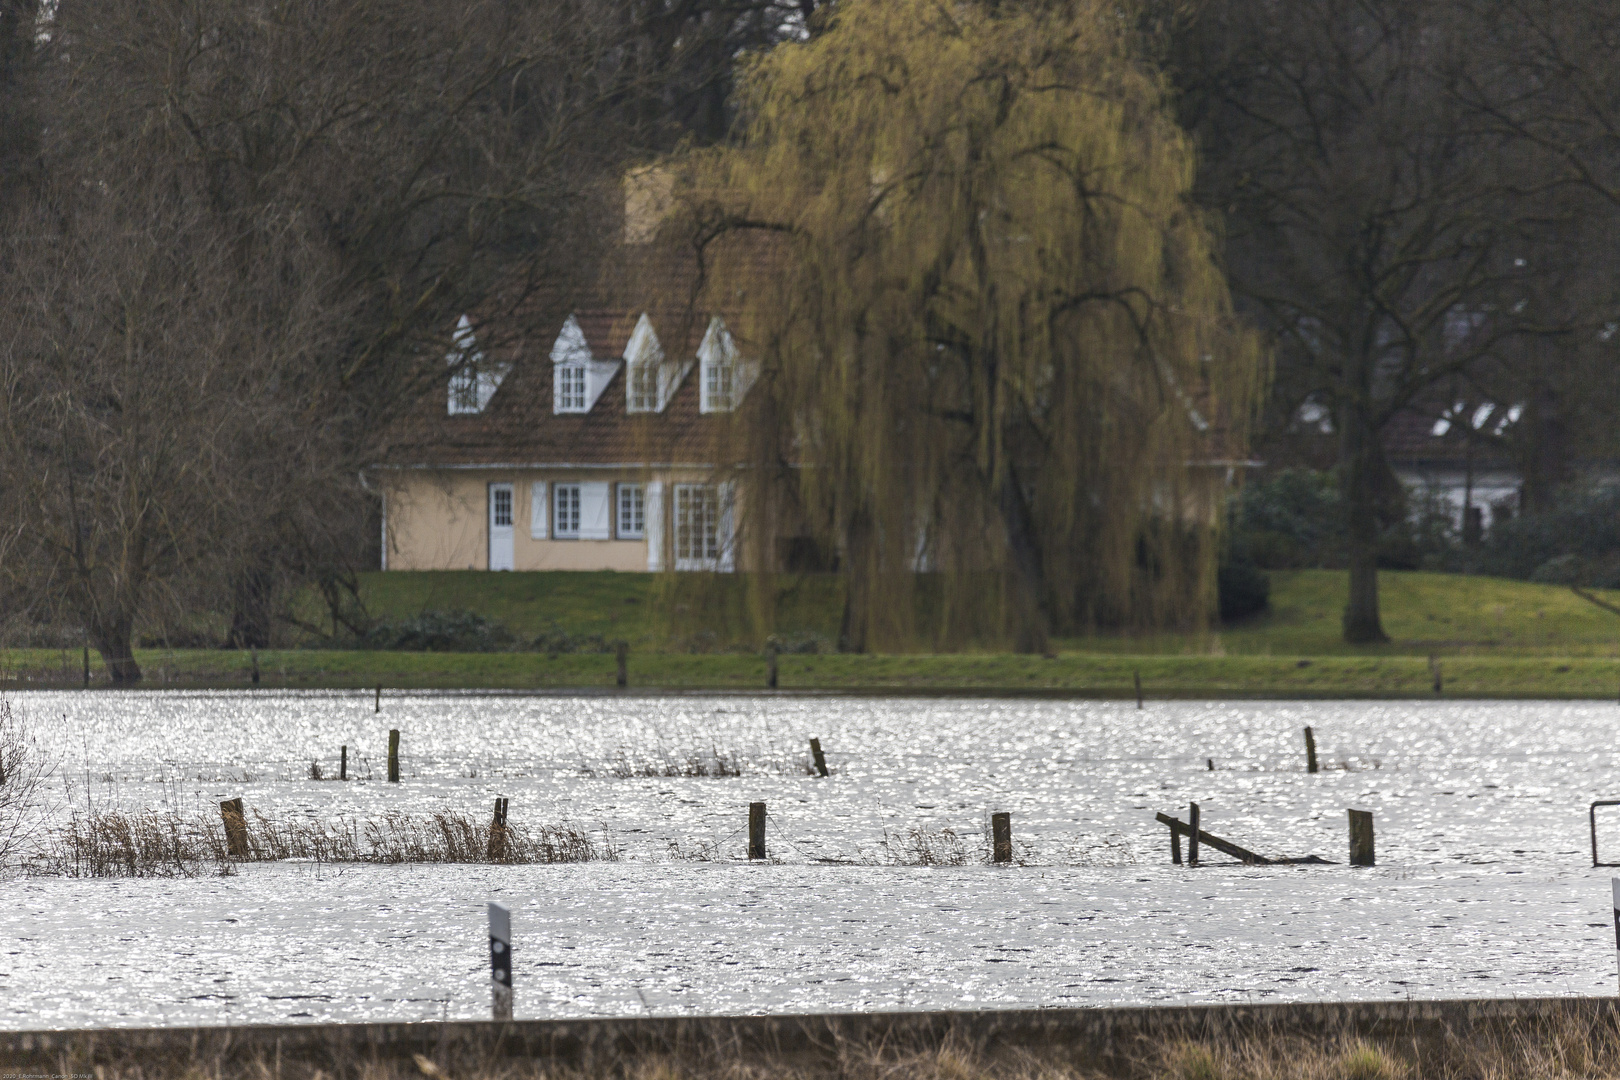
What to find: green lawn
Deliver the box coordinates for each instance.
[7,569,1619,695]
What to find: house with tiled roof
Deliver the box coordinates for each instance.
[373,285,760,573]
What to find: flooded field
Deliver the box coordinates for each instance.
[4,691,1620,1027]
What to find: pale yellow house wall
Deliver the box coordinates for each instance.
[381,467,730,572]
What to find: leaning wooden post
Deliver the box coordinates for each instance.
[220,797,249,858]
[748,802,767,859]
[388,729,400,783]
[991,812,1012,863]
[615,641,629,688]
[1187,802,1201,867]
[1348,809,1375,866]
[1134,670,1144,710]
[1304,726,1319,774]
[488,901,513,1021]
[767,643,779,690]
[809,737,829,777]
[487,796,510,861]
[339,745,347,781]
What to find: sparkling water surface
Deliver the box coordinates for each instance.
[3,691,1618,1027]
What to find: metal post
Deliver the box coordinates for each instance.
[488,901,512,1021]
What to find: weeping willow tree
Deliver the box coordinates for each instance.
[670,0,1266,652]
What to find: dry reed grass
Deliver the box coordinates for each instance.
[25,1010,1620,1080]
[26,806,615,876]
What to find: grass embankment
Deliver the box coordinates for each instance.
[5,569,1619,695]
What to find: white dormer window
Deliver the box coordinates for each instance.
[557,365,587,412]
[550,314,623,415]
[623,313,691,414]
[697,316,755,414]
[630,363,658,412]
[446,315,510,415]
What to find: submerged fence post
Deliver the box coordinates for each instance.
[1170,821,1182,865]
[220,797,249,858]
[388,729,400,783]
[375,685,381,713]
[615,641,628,688]
[1348,808,1375,866]
[1188,802,1201,867]
[767,643,779,690]
[748,802,767,859]
[991,812,1012,863]
[488,901,513,1021]
[487,796,510,861]
[340,745,347,782]
[809,737,829,777]
[1134,670,1144,710]
[1304,726,1319,774]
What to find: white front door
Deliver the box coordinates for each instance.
[488,483,515,570]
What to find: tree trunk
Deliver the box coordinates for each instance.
[90,615,142,684]
[838,510,874,653]
[996,475,1049,654]
[1339,401,1389,645]
[227,565,276,648]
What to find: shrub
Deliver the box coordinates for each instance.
[0,696,54,867]
[1216,562,1271,622]
[362,609,516,652]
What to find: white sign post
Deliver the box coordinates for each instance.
[489,901,512,1021]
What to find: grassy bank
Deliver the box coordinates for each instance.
[6,647,1620,697]
[7,569,1617,695]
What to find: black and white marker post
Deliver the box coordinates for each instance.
[1613,879,1620,994]
[488,901,513,1021]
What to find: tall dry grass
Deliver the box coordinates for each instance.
[26,806,615,876]
[25,1011,1620,1080]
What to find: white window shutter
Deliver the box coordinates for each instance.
[645,481,664,571]
[578,482,612,540]
[529,482,547,539]
[718,481,737,573]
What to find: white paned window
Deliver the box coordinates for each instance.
[556,366,587,412]
[553,484,582,539]
[629,363,658,412]
[449,366,480,414]
[617,484,645,539]
[674,484,720,569]
[704,356,735,411]
[491,487,513,527]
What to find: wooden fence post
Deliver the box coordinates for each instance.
[220,798,249,858]
[991,812,1012,863]
[388,729,400,783]
[809,737,829,777]
[375,685,381,713]
[1304,726,1319,774]
[767,644,779,690]
[1187,802,1201,867]
[340,745,347,781]
[748,802,767,859]
[1170,822,1182,864]
[1134,670,1144,710]
[615,641,628,688]
[488,901,512,1021]
[1348,809,1375,866]
[1430,655,1443,695]
[487,796,510,861]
